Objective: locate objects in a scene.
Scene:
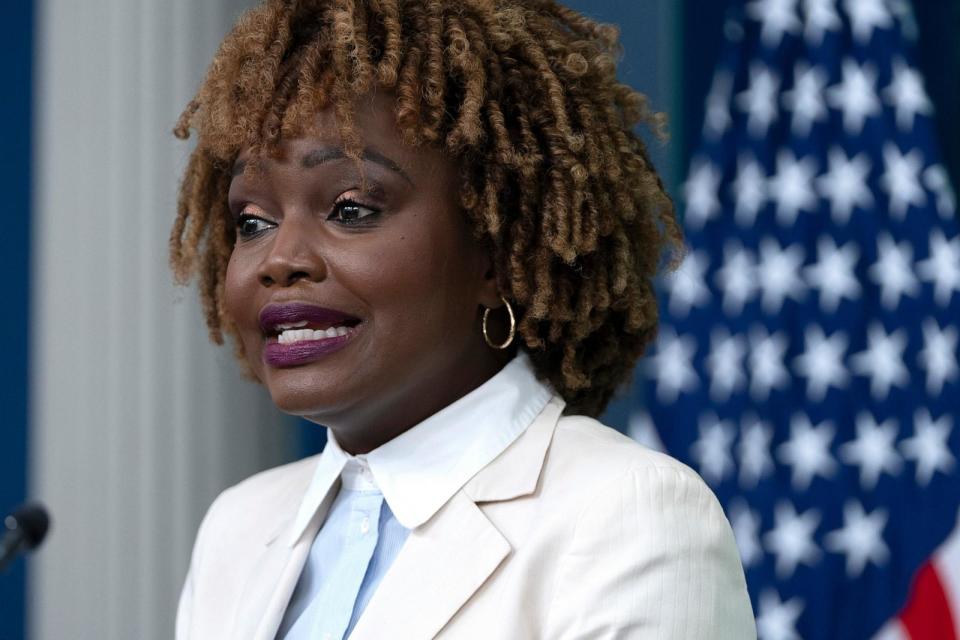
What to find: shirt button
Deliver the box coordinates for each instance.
[360,517,371,534]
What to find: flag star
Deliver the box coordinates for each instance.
[777,414,838,490]
[902,409,955,486]
[737,63,781,138]
[758,238,807,314]
[764,501,822,578]
[738,415,775,487]
[919,318,959,396]
[731,153,768,227]
[706,328,748,402]
[704,70,734,140]
[683,157,722,230]
[816,147,874,225]
[715,241,758,316]
[729,499,764,568]
[868,233,920,310]
[793,325,849,401]
[842,0,893,44]
[824,501,890,577]
[769,151,819,226]
[925,165,958,219]
[627,411,666,452]
[883,58,933,131]
[850,322,909,400]
[801,0,841,45]
[645,328,699,403]
[839,412,902,489]
[747,0,802,48]
[917,229,960,307]
[690,414,736,485]
[804,236,861,313]
[880,143,926,219]
[748,326,791,401]
[827,59,881,136]
[665,250,711,317]
[782,61,829,136]
[757,590,804,640]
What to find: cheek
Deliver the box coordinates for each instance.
[223,250,256,331]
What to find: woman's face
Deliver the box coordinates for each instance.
[225,93,503,453]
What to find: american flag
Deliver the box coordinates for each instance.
[633,1,960,638]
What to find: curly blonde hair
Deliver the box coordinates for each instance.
[170,0,681,417]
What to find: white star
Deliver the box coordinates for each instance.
[902,409,955,485]
[684,157,722,230]
[665,250,711,317]
[739,415,775,487]
[731,153,768,227]
[816,147,874,225]
[883,58,933,131]
[704,70,734,141]
[825,501,890,577]
[868,233,920,310]
[757,237,807,314]
[839,412,902,489]
[737,62,781,138]
[917,229,960,307]
[918,318,959,396]
[645,328,699,403]
[793,325,849,401]
[827,59,881,136]
[747,0,802,47]
[706,328,748,402]
[880,143,926,219]
[627,411,666,452]
[782,61,829,136]
[804,236,861,313]
[715,241,758,316]
[690,414,736,485]
[764,501,822,578]
[850,322,909,400]
[925,165,958,219]
[843,0,893,44]
[769,151,819,226]
[757,590,804,640]
[748,326,791,401]
[801,0,841,45]
[729,499,764,568]
[778,414,838,490]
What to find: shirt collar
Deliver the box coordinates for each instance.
[288,352,553,544]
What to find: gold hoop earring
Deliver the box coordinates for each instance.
[482,296,516,350]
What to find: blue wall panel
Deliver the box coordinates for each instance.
[0,2,33,639]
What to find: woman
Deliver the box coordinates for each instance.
[171,0,755,638]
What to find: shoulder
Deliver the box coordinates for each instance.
[199,454,320,542]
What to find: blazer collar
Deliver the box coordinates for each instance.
[287,352,554,544]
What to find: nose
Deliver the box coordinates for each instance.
[257,219,326,287]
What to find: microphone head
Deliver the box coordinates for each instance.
[5,503,51,550]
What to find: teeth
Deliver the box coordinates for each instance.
[277,325,352,345]
[276,320,309,331]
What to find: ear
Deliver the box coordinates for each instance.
[475,248,504,309]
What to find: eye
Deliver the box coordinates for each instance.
[328,199,380,226]
[236,212,275,239]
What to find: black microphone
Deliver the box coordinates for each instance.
[0,503,51,572]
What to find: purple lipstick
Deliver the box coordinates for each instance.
[259,302,362,368]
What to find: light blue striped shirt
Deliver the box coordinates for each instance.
[276,353,554,640]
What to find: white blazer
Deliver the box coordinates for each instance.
[176,397,756,639]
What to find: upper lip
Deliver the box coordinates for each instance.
[258,302,361,335]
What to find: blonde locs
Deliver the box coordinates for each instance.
[170,0,681,417]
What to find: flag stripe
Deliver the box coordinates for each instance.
[899,562,958,640]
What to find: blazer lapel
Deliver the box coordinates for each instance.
[349,396,565,639]
[229,487,337,640]
[349,490,511,640]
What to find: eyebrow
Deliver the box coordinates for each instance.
[231,146,415,186]
[301,146,414,186]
